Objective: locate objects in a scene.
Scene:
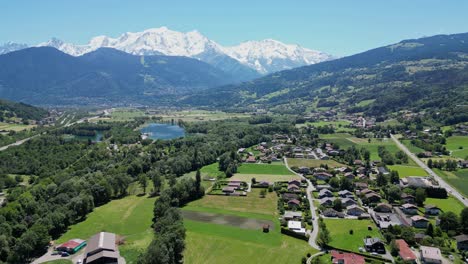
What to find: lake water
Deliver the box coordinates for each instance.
[140,123,185,140]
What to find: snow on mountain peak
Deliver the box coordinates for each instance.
[1,27,334,74]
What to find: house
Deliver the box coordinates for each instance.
[454,234,468,251]
[395,239,417,263]
[222,187,236,194]
[420,246,442,264]
[316,184,331,191]
[56,239,87,254]
[314,172,333,180]
[282,193,299,201]
[227,181,242,188]
[364,193,381,203]
[283,211,303,220]
[377,167,390,175]
[374,203,393,213]
[346,205,366,216]
[424,205,440,215]
[344,172,355,180]
[337,167,352,173]
[401,204,419,215]
[354,160,363,166]
[414,233,427,243]
[338,190,353,198]
[359,188,373,195]
[401,193,416,204]
[318,189,334,198]
[400,177,433,189]
[319,197,335,207]
[289,180,301,186]
[354,182,368,190]
[411,215,429,228]
[246,155,256,163]
[322,208,339,217]
[363,237,386,254]
[298,166,311,174]
[341,198,357,207]
[287,199,301,209]
[330,250,365,264]
[84,232,121,264]
[287,184,300,192]
[238,148,246,153]
[288,221,306,235]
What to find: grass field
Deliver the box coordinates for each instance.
[231,173,299,182]
[446,136,468,159]
[319,133,356,149]
[159,110,250,122]
[237,163,294,175]
[387,165,428,178]
[425,196,465,215]
[287,158,346,168]
[110,108,146,121]
[324,219,382,253]
[434,169,468,197]
[183,187,315,263]
[56,195,156,264]
[0,122,35,131]
[42,260,73,264]
[298,120,354,132]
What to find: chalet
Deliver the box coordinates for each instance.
[340,198,357,207]
[83,232,121,264]
[316,184,331,191]
[374,203,393,213]
[288,221,306,235]
[246,155,256,163]
[401,204,418,215]
[346,205,366,216]
[238,148,246,153]
[338,190,353,198]
[319,197,335,207]
[401,193,416,204]
[395,239,417,263]
[314,172,333,180]
[298,166,311,174]
[344,172,355,180]
[377,167,390,175]
[411,215,429,228]
[454,234,468,251]
[257,181,270,187]
[287,199,301,209]
[330,250,365,264]
[289,180,301,186]
[354,160,363,166]
[364,193,381,203]
[424,205,440,215]
[322,208,339,217]
[293,147,303,153]
[354,182,368,190]
[363,238,386,254]
[283,211,303,220]
[414,233,427,243]
[282,193,299,201]
[420,246,442,264]
[359,188,373,195]
[287,184,300,192]
[222,187,236,194]
[294,153,304,158]
[336,167,352,173]
[327,149,340,156]
[318,189,334,199]
[356,167,366,174]
[227,181,241,188]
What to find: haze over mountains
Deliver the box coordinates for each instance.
[0,27,333,76]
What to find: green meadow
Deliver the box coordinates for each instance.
[434,169,468,197]
[446,136,468,159]
[387,165,428,178]
[237,163,294,175]
[324,219,381,253]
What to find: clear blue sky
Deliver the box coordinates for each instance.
[2,0,467,56]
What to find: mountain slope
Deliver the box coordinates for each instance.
[0,98,48,121]
[179,33,468,123]
[0,47,236,105]
[1,27,333,77]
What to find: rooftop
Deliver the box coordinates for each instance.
[420,246,442,260]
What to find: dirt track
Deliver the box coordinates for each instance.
[182,210,274,230]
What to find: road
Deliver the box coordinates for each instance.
[284,157,321,251]
[390,134,468,207]
[0,115,101,152]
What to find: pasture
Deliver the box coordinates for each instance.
[56,195,156,264]
[387,165,428,178]
[231,173,299,183]
[288,158,346,168]
[434,169,468,197]
[425,196,465,215]
[237,163,294,175]
[0,122,35,131]
[323,219,381,253]
[446,136,468,159]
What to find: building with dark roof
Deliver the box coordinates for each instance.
[84,232,121,264]
[455,234,468,251]
[363,237,386,254]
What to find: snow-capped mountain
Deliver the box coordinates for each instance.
[1,27,334,76]
[0,42,28,55]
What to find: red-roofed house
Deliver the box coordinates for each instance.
[331,250,365,264]
[56,239,87,254]
[395,239,417,263]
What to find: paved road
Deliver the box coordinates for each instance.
[284,158,321,250]
[391,134,468,207]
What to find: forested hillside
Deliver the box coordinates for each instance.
[179,33,468,124]
[0,99,48,121]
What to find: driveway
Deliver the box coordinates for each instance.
[390,134,468,207]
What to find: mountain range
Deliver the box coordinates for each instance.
[0,27,333,78]
[179,33,468,124]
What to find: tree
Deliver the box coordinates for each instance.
[376,173,387,187]
[195,169,201,194]
[390,170,399,184]
[426,223,434,237]
[318,227,331,246]
[332,199,343,212]
[386,185,401,203]
[439,211,459,232]
[427,159,433,168]
[259,189,266,198]
[152,172,162,194]
[415,188,426,206]
[139,174,148,194]
[390,239,399,257]
[461,208,468,234]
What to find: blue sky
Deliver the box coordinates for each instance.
[2,0,467,56]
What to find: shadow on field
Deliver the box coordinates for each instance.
[182,210,274,230]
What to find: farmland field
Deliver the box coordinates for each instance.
[0,122,35,131]
[287,158,346,168]
[319,133,356,149]
[446,136,468,159]
[434,169,468,197]
[56,195,156,264]
[231,173,299,182]
[387,165,428,178]
[237,163,293,175]
[324,219,382,253]
[298,120,354,132]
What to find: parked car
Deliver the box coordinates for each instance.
[51,251,59,256]
[61,252,70,257]
[77,259,82,264]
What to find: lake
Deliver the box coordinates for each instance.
[140,123,185,140]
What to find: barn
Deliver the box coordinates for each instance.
[56,239,87,254]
